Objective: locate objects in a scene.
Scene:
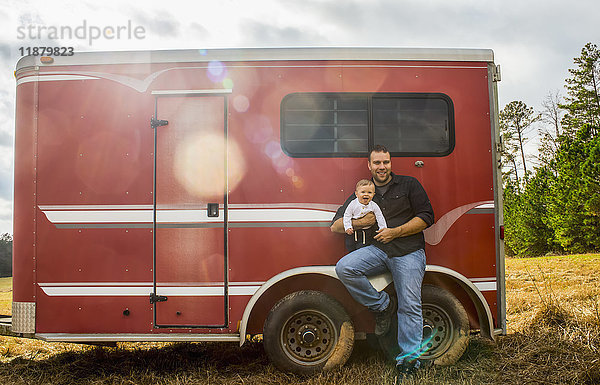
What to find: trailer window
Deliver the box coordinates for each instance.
[372,96,452,155]
[280,94,369,155]
[281,93,454,157]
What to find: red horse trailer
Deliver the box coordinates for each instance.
[12,47,505,373]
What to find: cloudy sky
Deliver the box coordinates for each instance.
[0,0,598,234]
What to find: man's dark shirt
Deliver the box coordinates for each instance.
[332,173,434,257]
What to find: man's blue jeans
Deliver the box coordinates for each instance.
[335,245,426,364]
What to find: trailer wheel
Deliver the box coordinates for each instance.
[420,284,470,365]
[263,290,354,375]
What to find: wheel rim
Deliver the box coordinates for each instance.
[421,303,455,359]
[280,309,338,366]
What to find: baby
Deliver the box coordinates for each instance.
[343,179,387,250]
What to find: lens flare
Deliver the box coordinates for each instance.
[173,133,246,199]
[223,78,234,89]
[233,95,250,112]
[264,140,282,159]
[244,115,272,143]
[207,60,226,82]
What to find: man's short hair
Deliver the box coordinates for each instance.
[356,179,374,190]
[368,144,389,162]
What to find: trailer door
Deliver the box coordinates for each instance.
[151,90,230,328]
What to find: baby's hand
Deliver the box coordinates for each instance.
[346,228,354,235]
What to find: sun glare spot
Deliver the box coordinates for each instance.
[207,61,226,82]
[244,115,272,143]
[264,140,282,160]
[223,78,234,89]
[173,133,246,199]
[233,95,250,112]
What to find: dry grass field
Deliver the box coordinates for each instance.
[0,254,599,384]
[0,277,11,316]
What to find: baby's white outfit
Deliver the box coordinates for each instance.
[343,199,387,231]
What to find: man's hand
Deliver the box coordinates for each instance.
[374,217,429,243]
[352,212,376,230]
[330,212,376,234]
[374,227,399,244]
[346,228,354,235]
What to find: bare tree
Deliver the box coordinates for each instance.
[538,91,564,165]
[500,101,541,183]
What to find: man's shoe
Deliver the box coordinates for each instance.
[374,295,397,336]
[393,360,419,384]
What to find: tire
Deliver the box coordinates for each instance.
[376,285,470,366]
[263,290,355,375]
[420,284,470,366]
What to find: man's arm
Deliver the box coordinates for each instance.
[370,202,387,229]
[374,216,428,243]
[330,212,376,234]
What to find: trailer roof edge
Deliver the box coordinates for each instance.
[15,47,495,70]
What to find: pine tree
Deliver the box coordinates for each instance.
[548,128,600,252]
[561,43,600,136]
[0,233,11,277]
[545,43,600,253]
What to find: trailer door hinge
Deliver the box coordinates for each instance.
[150,117,169,129]
[150,293,168,304]
[493,64,501,82]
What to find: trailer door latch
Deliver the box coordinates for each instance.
[150,117,169,129]
[150,293,168,304]
[207,203,219,217]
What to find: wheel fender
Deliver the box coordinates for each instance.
[238,264,496,345]
[239,266,337,346]
[367,264,496,340]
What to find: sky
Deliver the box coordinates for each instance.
[0,0,599,235]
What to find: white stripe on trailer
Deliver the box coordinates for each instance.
[473,281,497,291]
[17,74,99,86]
[40,207,335,224]
[152,89,233,95]
[469,277,496,282]
[39,285,261,297]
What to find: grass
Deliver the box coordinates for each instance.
[0,254,599,384]
[0,277,11,315]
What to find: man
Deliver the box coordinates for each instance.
[331,144,434,378]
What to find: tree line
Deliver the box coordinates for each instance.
[0,233,11,277]
[501,42,600,257]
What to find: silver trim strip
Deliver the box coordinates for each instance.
[16,74,99,86]
[39,281,266,286]
[489,62,507,336]
[17,47,495,70]
[39,205,153,210]
[473,282,497,291]
[52,222,333,229]
[36,333,241,342]
[39,203,341,211]
[40,207,335,224]
[18,64,488,93]
[469,277,496,282]
[152,89,233,95]
[38,284,261,297]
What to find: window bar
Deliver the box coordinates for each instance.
[333,98,338,153]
